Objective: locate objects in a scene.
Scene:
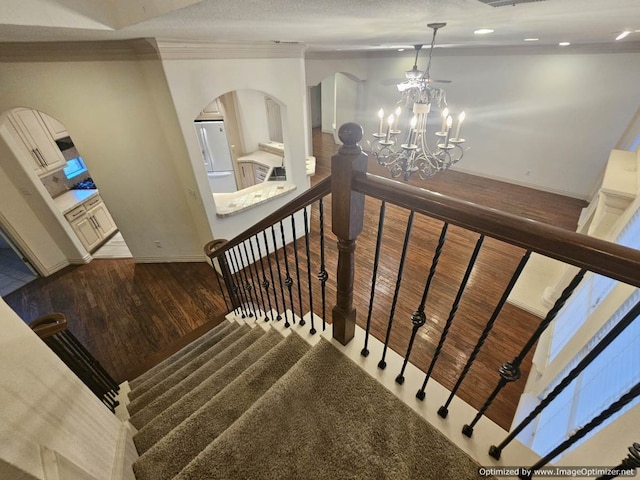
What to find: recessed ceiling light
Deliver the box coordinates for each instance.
[616,31,631,41]
[559,42,571,46]
[398,48,405,52]
[524,38,539,42]
[474,28,494,35]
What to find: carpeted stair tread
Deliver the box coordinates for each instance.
[128,323,249,416]
[132,332,311,480]
[175,338,488,480]
[129,319,232,391]
[129,321,239,400]
[131,327,282,441]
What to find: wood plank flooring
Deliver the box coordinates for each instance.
[4,129,586,431]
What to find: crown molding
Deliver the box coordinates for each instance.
[0,38,159,62]
[306,41,640,60]
[155,40,306,60]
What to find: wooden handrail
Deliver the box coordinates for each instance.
[29,312,67,339]
[204,175,332,259]
[353,172,640,288]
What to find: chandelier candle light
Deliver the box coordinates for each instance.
[370,23,467,181]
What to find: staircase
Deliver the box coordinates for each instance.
[124,311,489,480]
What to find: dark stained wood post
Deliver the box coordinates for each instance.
[331,123,368,345]
[204,239,241,310]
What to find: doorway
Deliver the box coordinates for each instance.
[0,226,38,297]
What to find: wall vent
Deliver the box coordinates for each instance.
[478,0,547,6]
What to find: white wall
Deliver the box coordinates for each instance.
[235,89,271,154]
[0,298,126,479]
[320,75,335,134]
[157,44,310,243]
[0,55,210,265]
[359,51,640,199]
[334,73,360,144]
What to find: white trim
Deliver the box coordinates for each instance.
[156,41,306,60]
[133,255,208,263]
[41,259,71,276]
[110,423,137,480]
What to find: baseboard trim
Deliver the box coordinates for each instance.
[110,423,137,480]
[42,259,71,276]
[133,255,208,263]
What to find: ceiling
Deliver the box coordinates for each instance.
[1,0,640,52]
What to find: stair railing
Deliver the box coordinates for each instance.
[205,122,640,477]
[29,312,120,413]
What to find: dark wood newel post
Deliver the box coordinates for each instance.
[331,123,368,345]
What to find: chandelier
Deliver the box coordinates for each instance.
[370,23,466,181]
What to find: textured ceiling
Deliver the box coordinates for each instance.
[0,0,639,51]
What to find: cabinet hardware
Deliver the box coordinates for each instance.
[31,149,44,168]
[34,148,48,166]
[93,216,101,229]
[89,216,99,229]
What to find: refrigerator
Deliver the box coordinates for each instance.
[194,120,238,193]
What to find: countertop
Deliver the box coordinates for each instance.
[52,189,99,214]
[214,181,296,217]
[236,150,283,168]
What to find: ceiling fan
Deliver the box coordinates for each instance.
[384,44,452,91]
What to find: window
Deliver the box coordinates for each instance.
[62,156,87,180]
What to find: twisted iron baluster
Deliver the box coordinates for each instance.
[279,221,296,327]
[417,234,484,399]
[379,210,415,370]
[210,256,230,312]
[596,443,640,480]
[271,225,289,325]
[290,214,306,327]
[248,237,269,320]
[242,241,264,318]
[395,222,448,383]
[438,249,531,418]
[231,246,255,317]
[491,298,640,459]
[463,269,586,438]
[228,249,249,318]
[254,235,274,322]
[318,198,328,331]
[263,230,282,321]
[303,206,316,334]
[519,381,640,479]
[362,201,386,357]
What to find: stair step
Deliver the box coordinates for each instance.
[132,327,282,448]
[128,324,249,417]
[132,331,310,480]
[129,321,240,400]
[172,338,487,480]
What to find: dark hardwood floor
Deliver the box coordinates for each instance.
[4,128,586,431]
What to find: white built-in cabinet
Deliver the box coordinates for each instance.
[40,112,69,140]
[7,108,67,176]
[238,161,270,189]
[65,195,117,252]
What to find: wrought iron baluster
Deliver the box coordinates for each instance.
[279,220,296,327]
[519,381,640,479]
[596,442,640,480]
[362,201,386,357]
[490,298,640,459]
[378,210,414,370]
[290,214,306,327]
[253,236,274,322]
[395,222,448,382]
[271,225,288,323]
[239,242,259,317]
[417,234,484,399]
[224,251,244,317]
[318,198,328,331]
[439,249,531,418]
[243,240,266,318]
[463,269,586,437]
[263,230,282,321]
[210,257,230,312]
[61,330,119,394]
[230,247,254,318]
[303,206,316,334]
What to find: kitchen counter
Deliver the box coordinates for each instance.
[237,150,283,168]
[214,181,296,217]
[52,189,99,214]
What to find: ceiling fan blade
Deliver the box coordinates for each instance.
[430,79,452,84]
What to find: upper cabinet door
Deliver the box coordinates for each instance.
[10,108,67,175]
[40,112,69,140]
